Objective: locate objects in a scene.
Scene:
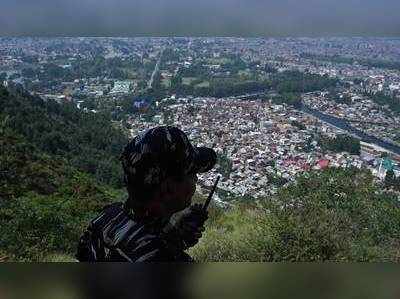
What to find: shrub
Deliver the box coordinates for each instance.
[0,172,124,261]
[191,168,400,262]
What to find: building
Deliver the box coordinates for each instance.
[110,81,133,94]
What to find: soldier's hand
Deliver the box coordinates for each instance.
[162,204,208,250]
[180,204,208,248]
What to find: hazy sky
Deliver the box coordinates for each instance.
[1,0,399,36]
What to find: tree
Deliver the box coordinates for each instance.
[0,72,7,82]
[217,153,233,179]
[272,71,339,93]
[370,92,400,115]
[384,169,399,191]
[318,135,361,155]
[21,68,36,78]
[265,63,277,74]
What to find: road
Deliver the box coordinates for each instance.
[147,48,164,89]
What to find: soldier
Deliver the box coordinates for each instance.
[77,126,217,262]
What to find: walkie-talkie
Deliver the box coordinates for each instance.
[202,175,221,211]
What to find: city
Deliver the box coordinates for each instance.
[1,37,399,203]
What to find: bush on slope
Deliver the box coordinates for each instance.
[191,168,400,262]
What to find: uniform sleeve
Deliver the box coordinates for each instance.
[76,203,123,262]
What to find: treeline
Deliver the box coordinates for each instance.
[172,78,270,98]
[21,56,144,81]
[370,92,400,115]
[170,70,338,98]
[178,62,210,78]
[218,55,247,74]
[318,134,361,155]
[0,84,128,187]
[301,53,400,71]
[271,71,339,93]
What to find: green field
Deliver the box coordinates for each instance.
[195,81,210,88]
[207,57,231,65]
[182,77,197,85]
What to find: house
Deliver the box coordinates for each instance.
[317,159,330,169]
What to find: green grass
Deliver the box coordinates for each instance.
[190,207,275,262]
[42,253,77,262]
[190,168,400,262]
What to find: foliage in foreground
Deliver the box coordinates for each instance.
[0,115,124,261]
[1,177,123,261]
[191,168,400,261]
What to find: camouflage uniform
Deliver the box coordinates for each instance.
[77,126,216,262]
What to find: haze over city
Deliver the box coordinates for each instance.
[1,0,400,36]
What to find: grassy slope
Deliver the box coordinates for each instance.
[190,168,400,262]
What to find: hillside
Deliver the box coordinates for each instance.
[0,84,128,187]
[0,84,126,261]
[191,168,400,262]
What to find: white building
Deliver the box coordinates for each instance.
[110,81,132,94]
